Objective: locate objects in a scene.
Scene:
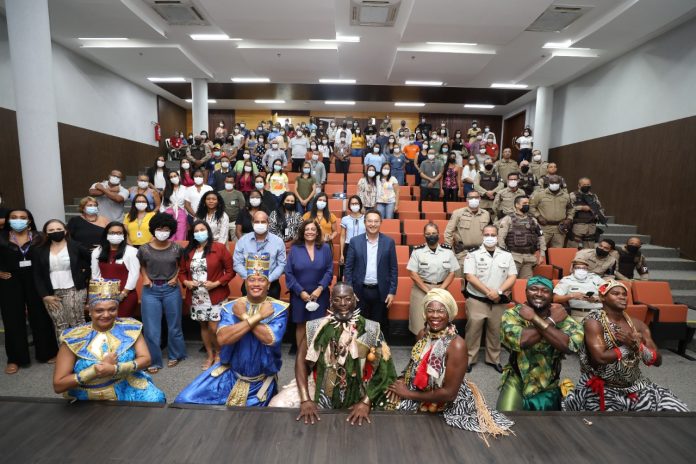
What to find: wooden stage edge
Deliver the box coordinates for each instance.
[1,396,695,463]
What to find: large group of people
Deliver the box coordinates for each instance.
[0,115,686,440]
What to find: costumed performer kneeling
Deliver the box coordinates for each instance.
[269,283,397,426]
[175,252,289,407]
[52,279,165,402]
[386,288,513,439]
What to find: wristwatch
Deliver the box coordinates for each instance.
[497,289,503,296]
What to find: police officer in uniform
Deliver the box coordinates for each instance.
[498,196,545,279]
[574,239,618,278]
[494,148,519,186]
[463,225,518,373]
[616,237,650,280]
[529,149,548,179]
[518,160,538,196]
[493,172,526,222]
[186,135,211,170]
[568,177,606,249]
[538,162,567,192]
[529,174,573,248]
[444,191,491,274]
[407,223,460,335]
[474,158,503,218]
[553,258,604,322]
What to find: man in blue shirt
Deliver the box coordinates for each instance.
[233,211,286,299]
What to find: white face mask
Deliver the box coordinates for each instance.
[468,159,476,165]
[350,204,361,213]
[574,268,588,281]
[382,169,390,176]
[483,236,497,248]
[135,202,148,211]
[253,223,268,235]
[467,198,480,209]
[181,163,190,170]
[109,175,121,185]
[427,154,435,160]
[393,148,400,154]
[244,166,252,172]
[156,160,165,168]
[367,170,376,178]
[479,149,487,154]
[249,197,261,207]
[533,155,542,162]
[322,140,328,145]
[243,153,250,160]
[311,155,319,161]
[271,144,278,149]
[310,145,317,150]
[255,182,265,190]
[373,147,380,153]
[137,181,148,189]
[508,180,518,188]
[221,162,230,169]
[154,230,170,241]
[225,183,234,190]
[316,201,327,210]
[170,177,180,185]
[194,177,204,186]
[549,183,561,192]
[273,164,282,172]
[106,234,124,245]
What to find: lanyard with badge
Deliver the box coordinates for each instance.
[11,231,33,268]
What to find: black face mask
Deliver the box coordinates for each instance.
[283,203,296,211]
[580,186,591,193]
[520,166,530,173]
[425,235,439,246]
[48,231,65,242]
[596,247,609,258]
[626,245,641,254]
[520,205,530,213]
[485,164,493,170]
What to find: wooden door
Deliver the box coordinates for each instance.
[502,111,526,160]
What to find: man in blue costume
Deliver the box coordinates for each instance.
[175,252,289,406]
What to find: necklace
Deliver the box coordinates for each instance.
[600,310,638,367]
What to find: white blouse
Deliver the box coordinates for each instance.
[461,165,480,183]
[90,245,141,291]
[49,246,74,290]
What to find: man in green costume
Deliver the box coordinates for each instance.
[497,276,584,411]
[270,283,396,425]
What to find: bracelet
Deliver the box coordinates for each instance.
[246,313,263,328]
[546,316,557,327]
[639,343,658,366]
[115,360,138,377]
[76,365,98,384]
[613,347,623,362]
[299,386,310,403]
[531,315,550,331]
[361,396,371,406]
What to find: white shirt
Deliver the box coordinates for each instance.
[516,135,533,150]
[290,136,309,159]
[364,236,379,284]
[553,273,604,310]
[461,165,480,183]
[185,184,213,214]
[49,246,75,290]
[206,212,230,245]
[463,245,517,298]
[153,169,166,190]
[91,245,141,291]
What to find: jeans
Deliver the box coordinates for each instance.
[421,186,440,201]
[335,158,350,174]
[376,202,395,219]
[141,283,187,368]
[351,148,364,158]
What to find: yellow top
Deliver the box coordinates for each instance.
[123,211,154,246]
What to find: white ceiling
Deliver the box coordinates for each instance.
[12,0,696,114]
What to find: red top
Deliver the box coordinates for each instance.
[170,137,182,149]
[178,242,234,305]
[237,173,255,194]
[98,249,137,317]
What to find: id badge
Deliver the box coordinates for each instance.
[137,231,143,238]
[432,171,436,177]
[19,260,32,268]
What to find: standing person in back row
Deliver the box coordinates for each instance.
[88,170,129,222]
[498,196,545,279]
[344,209,398,340]
[529,175,573,248]
[419,149,444,201]
[568,177,606,249]
[444,191,490,274]
[494,149,519,187]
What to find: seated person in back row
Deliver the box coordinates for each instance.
[553,258,604,322]
[574,239,618,279]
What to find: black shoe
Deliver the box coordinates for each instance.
[485,362,503,373]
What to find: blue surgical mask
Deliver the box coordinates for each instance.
[85,206,99,215]
[9,219,28,232]
[193,231,209,243]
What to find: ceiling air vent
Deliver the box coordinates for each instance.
[350,0,401,27]
[526,4,593,32]
[146,0,209,26]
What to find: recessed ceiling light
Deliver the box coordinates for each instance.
[318,78,356,84]
[543,40,572,49]
[78,37,129,41]
[147,77,187,83]
[231,77,271,83]
[190,34,241,41]
[185,99,217,103]
[464,104,495,109]
[405,80,443,86]
[309,35,360,43]
[394,102,425,107]
[255,99,285,104]
[490,83,529,89]
[325,101,356,105]
[426,41,477,46]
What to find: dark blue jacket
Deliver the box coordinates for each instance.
[344,233,398,301]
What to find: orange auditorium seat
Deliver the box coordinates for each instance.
[397,201,421,221]
[631,281,692,353]
[547,248,578,278]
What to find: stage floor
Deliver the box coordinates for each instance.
[1,397,695,463]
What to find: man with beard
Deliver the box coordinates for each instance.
[497,276,584,411]
[269,283,397,426]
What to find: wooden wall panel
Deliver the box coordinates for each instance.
[503,111,527,159]
[157,96,187,150]
[550,115,696,259]
[0,107,24,209]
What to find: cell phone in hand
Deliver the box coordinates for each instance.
[585,291,595,297]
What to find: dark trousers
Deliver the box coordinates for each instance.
[322,157,331,174]
[0,272,58,365]
[518,148,532,163]
[291,158,304,173]
[242,279,281,299]
[335,158,350,174]
[443,187,458,201]
[421,186,440,201]
[359,286,389,342]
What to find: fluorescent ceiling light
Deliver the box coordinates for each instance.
[394,102,425,107]
[185,99,217,103]
[490,83,529,89]
[238,43,337,50]
[543,40,572,49]
[405,80,443,86]
[309,35,360,43]
[255,99,285,104]
[231,77,270,83]
[79,37,129,41]
[397,46,495,55]
[464,104,495,109]
[319,78,356,84]
[147,77,186,83]
[426,41,477,46]
[551,49,598,58]
[325,101,355,105]
[190,34,241,41]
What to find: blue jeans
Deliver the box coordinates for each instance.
[351,148,364,158]
[141,283,187,368]
[376,202,395,219]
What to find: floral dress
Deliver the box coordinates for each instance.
[189,250,220,322]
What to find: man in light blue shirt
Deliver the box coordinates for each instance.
[233,211,286,299]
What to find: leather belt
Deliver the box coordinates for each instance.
[423,280,444,285]
[363,283,378,289]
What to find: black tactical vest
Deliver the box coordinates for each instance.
[505,214,540,253]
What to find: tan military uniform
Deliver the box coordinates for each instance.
[463,245,517,364]
[493,187,527,222]
[568,191,605,249]
[474,172,503,214]
[530,160,548,179]
[539,174,568,193]
[444,207,491,274]
[575,248,617,278]
[498,212,546,279]
[406,244,460,334]
[494,159,519,186]
[529,188,573,248]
